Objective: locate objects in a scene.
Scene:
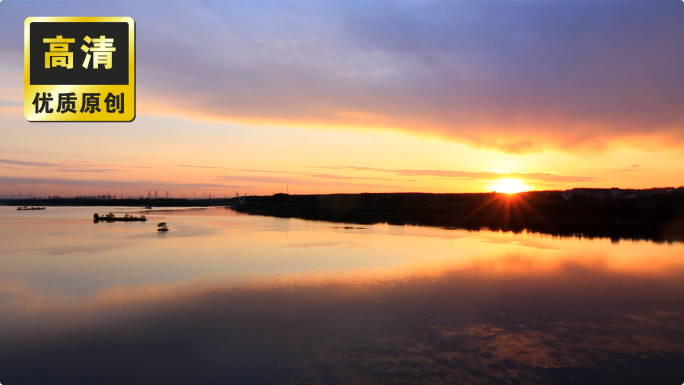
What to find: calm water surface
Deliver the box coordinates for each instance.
[1,206,683,384]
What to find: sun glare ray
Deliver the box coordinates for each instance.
[492,178,529,194]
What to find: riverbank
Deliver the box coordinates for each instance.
[5,191,684,242]
[232,191,684,242]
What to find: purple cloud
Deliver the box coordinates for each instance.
[1,1,683,153]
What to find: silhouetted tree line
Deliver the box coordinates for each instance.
[234,191,684,243]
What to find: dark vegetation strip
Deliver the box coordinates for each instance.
[4,191,684,242]
[232,192,684,243]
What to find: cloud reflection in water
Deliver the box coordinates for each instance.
[0,207,683,384]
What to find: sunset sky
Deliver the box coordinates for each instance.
[1,0,684,197]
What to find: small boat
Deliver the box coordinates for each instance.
[93,213,147,222]
[157,222,169,232]
[17,206,46,211]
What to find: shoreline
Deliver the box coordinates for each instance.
[4,191,684,242]
[232,192,684,243]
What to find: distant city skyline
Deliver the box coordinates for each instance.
[3,186,683,202]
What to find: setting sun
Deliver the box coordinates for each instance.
[492,178,530,194]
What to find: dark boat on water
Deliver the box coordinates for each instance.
[93,213,147,223]
[157,222,169,232]
[17,206,46,211]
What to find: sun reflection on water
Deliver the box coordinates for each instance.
[1,206,684,384]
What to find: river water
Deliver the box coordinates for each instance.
[1,206,683,384]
